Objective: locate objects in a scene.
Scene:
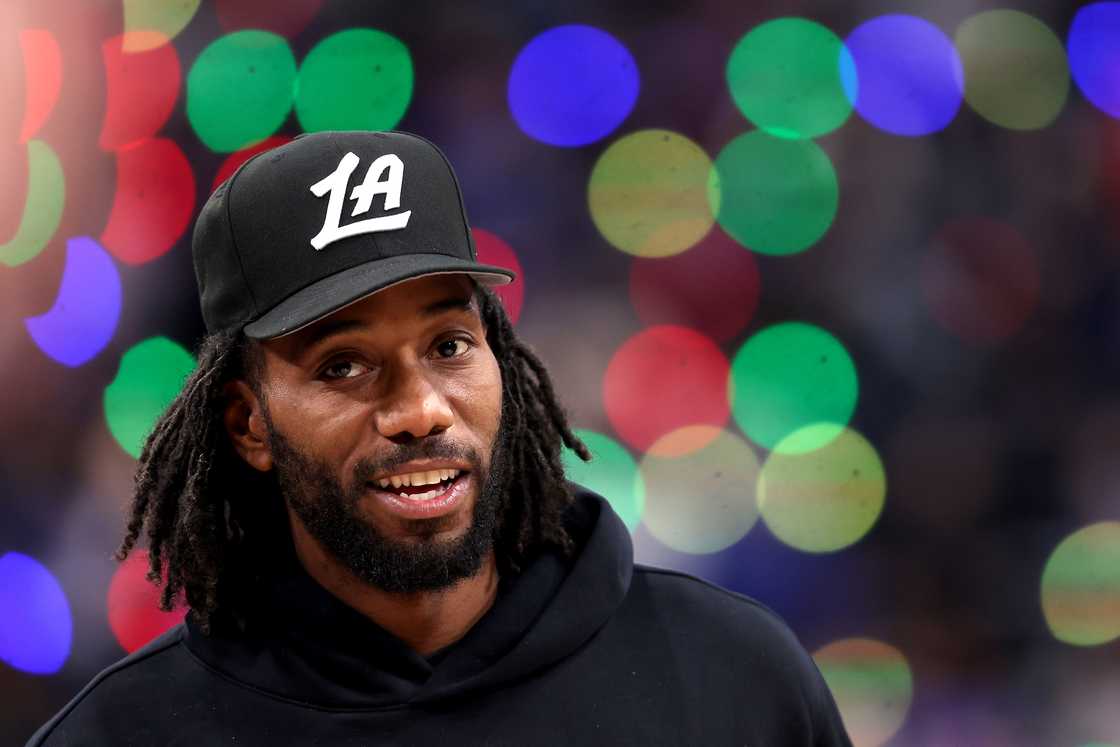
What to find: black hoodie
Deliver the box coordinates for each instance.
[29,489,853,746]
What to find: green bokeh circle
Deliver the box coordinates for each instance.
[0,140,64,268]
[708,130,838,255]
[1041,521,1120,646]
[588,129,717,258]
[730,322,858,452]
[295,29,414,133]
[727,17,854,139]
[758,425,885,553]
[187,31,297,152]
[955,10,1069,131]
[813,638,913,747]
[562,429,645,530]
[104,337,196,459]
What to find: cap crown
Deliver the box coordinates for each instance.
[193,131,478,334]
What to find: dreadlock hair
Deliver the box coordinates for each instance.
[116,285,591,634]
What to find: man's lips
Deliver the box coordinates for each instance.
[367,471,472,521]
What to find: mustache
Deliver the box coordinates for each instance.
[352,438,482,484]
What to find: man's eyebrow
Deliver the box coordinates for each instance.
[420,294,476,317]
[296,294,478,356]
[296,318,366,355]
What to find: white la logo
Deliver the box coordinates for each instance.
[308,151,412,250]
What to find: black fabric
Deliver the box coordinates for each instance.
[242,256,512,339]
[28,489,852,746]
[192,130,514,338]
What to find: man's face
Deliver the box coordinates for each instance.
[248,274,506,593]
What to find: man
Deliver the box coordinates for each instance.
[30,131,852,745]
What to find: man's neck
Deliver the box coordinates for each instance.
[288,522,499,657]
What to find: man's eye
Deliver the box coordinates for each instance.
[322,360,367,379]
[435,338,470,358]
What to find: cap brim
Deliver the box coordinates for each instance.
[242,253,515,340]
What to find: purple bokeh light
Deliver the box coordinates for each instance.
[1068,2,1120,119]
[845,15,963,136]
[508,25,639,147]
[25,236,122,367]
[0,552,72,675]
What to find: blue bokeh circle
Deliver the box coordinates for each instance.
[508,25,640,147]
[0,552,72,675]
[1069,2,1120,119]
[845,15,963,136]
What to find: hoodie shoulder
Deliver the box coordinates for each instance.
[633,564,799,641]
[630,564,810,662]
[626,564,853,746]
[27,626,195,746]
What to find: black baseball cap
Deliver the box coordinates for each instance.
[192,130,515,340]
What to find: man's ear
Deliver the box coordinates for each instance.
[223,380,273,472]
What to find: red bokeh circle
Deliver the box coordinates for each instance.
[107,550,187,654]
[19,29,62,143]
[101,138,196,265]
[921,217,1040,344]
[99,33,181,151]
[629,226,761,344]
[603,325,730,453]
[212,135,293,191]
[472,228,525,324]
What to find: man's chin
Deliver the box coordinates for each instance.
[346,530,493,594]
[300,487,497,594]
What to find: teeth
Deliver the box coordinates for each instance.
[376,468,461,491]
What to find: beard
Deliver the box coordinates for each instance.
[264,414,509,595]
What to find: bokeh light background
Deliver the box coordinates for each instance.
[2,1,1120,744]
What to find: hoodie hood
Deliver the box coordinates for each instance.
[184,488,633,709]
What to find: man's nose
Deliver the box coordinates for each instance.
[373,362,455,442]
